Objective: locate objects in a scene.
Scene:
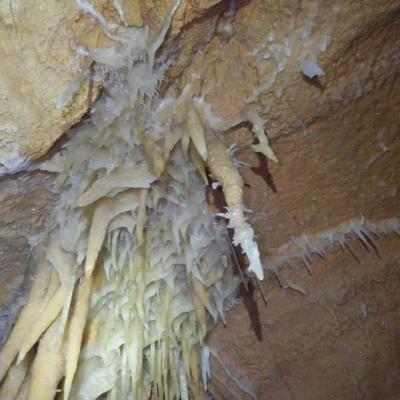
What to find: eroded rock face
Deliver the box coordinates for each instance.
[0,0,218,174]
[0,172,56,345]
[0,0,399,399]
[209,235,400,400]
[0,1,90,174]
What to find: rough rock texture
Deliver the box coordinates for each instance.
[0,171,56,345]
[0,1,92,174]
[200,2,400,398]
[0,0,399,399]
[209,235,400,400]
[0,0,222,174]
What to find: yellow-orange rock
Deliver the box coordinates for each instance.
[0,0,399,398]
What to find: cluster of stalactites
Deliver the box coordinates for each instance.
[0,1,267,399]
[67,149,238,400]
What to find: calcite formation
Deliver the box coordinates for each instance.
[0,0,399,399]
[0,1,263,399]
[0,0,221,174]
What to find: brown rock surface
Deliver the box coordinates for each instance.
[201,2,400,398]
[208,235,400,400]
[0,1,92,174]
[0,0,217,173]
[0,171,56,344]
[0,0,399,399]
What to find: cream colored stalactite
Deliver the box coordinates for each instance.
[206,135,264,280]
[0,351,32,400]
[249,113,279,164]
[192,95,278,165]
[85,190,139,277]
[17,240,75,363]
[47,239,77,331]
[15,371,31,400]
[0,257,50,381]
[185,107,208,161]
[17,286,67,363]
[76,168,156,208]
[63,276,93,400]
[27,316,65,400]
[189,143,208,184]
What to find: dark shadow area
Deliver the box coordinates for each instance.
[240,281,263,342]
[251,153,278,193]
[301,74,324,91]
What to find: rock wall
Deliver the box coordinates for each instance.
[0,0,399,399]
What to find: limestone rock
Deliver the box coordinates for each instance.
[0,0,399,398]
[0,1,90,174]
[0,172,56,345]
[0,0,218,174]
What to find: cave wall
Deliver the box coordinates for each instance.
[0,0,399,399]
